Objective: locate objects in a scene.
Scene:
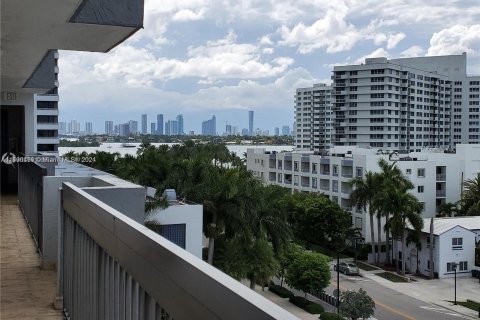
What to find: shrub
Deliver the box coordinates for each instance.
[320,311,343,320]
[304,302,325,314]
[288,296,325,314]
[268,284,294,298]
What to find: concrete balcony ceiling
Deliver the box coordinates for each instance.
[1,0,144,92]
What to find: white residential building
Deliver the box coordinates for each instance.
[398,217,480,278]
[297,53,480,153]
[247,144,480,243]
[295,83,333,151]
[34,92,59,153]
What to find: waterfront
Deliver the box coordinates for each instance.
[59,143,294,158]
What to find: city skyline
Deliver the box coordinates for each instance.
[56,2,480,135]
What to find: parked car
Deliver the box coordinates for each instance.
[334,262,360,275]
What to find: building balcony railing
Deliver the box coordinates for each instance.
[341,173,353,178]
[60,183,298,320]
[16,162,298,320]
[320,186,329,191]
[436,190,446,197]
[436,174,446,181]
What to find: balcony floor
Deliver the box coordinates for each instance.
[1,196,63,319]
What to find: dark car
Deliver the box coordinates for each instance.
[334,262,360,275]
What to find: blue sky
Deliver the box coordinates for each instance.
[58,0,480,134]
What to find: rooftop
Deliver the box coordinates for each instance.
[414,216,480,235]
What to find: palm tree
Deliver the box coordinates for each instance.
[406,230,422,275]
[382,185,423,275]
[460,173,480,216]
[375,159,413,265]
[436,202,459,217]
[349,172,381,265]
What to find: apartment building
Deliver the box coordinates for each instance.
[295,83,333,151]
[35,91,59,153]
[247,144,480,243]
[297,53,480,152]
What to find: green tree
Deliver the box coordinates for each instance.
[339,288,375,320]
[374,159,413,265]
[436,202,459,217]
[349,171,381,265]
[285,250,330,301]
[460,173,480,216]
[277,243,304,287]
[380,185,423,275]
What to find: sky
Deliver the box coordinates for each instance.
[58,0,480,134]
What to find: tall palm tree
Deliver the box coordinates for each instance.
[349,172,381,265]
[460,173,480,216]
[382,185,423,275]
[375,159,413,265]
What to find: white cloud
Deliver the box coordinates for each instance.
[427,25,480,57]
[259,35,273,46]
[172,9,206,21]
[262,48,274,54]
[354,48,389,64]
[400,45,425,57]
[278,6,362,53]
[386,32,406,49]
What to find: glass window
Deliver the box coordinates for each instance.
[452,237,463,250]
[417,186,424,193]
[417,168,425,177]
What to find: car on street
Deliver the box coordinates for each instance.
[334,262,360,275]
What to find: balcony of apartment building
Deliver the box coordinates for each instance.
[436,166,446,181]
[320,163,330,175]
[341,182,352,195]
[341,162,354,179]
[277,159,283,170]
[284,158,293,171]
[300,176,310,188]
[341,198,352,211]
[1,159,297,320]
[319,179,330,191]
[436,182,446,198]
[269,171,276,182]
[300,157,310,173]
[284,173,293,185]
[269,158,276,169]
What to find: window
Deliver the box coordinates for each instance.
[294,161,299,171]
[312,177,317,189]
[332,180,338,192]
[417,168,425,177]
[356,167,363,177]
[332,165,339,176]
[406,168,411,175]
[459,261,468,271]
[417,186,424,193]
[278,173,282,183]
[312,163,317,173]
[294,175,299,185]
[447,262,456,272]
[452,237,463,250]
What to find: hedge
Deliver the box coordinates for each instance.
[289,296,325,314]
[319,311,343,320]
[268,284,294,298]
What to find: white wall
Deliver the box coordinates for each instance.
[1,92,35,154]
[147,204,203,259]
[437,227,476,278]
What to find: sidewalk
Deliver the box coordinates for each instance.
[362,270,479,319]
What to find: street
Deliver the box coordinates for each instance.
[327,271,473,320]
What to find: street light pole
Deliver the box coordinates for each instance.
[454,263,457,305]
[337,250,340,314]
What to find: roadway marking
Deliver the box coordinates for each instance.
[419,306,465,318]
[332,281,416,320]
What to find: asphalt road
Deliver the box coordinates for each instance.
[327,271,472,320]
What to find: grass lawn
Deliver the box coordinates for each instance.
[377,272,409,283]
[356,261,381,271]
[448,300,480,312]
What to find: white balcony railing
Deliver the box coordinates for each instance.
[61,183,298,320]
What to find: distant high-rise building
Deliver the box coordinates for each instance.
[141,114,147,134]
[233,126,239,135]
[188,130,195,135]
[274,127,279,136]
[241,128,249,136]
[59,122,67,134]
[165,120,179,135]
[151,122,156,134]
[176,114,184,135]
[263,130,269,136]
[114,125,119,135]
[248,110,254,135]
[202,116,216,136]
[105,121,114,135]
[281,125,290,136]
[156,114,164,135]
[85,122,93,134]
[68,120,80,134]
[225,124,232,135]
[128,120,138,134]
[254,128,262,136]
[119,123,130,137]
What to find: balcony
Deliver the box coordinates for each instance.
[4,161,299,320]
[436,190,446,197]
[436,174,446,181]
